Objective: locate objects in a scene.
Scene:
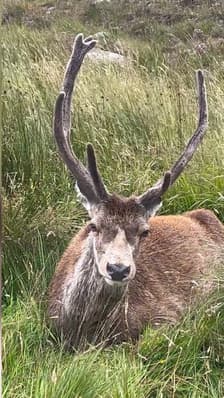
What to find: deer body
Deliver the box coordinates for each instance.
[48,34,224,350]
[48,205,224,349]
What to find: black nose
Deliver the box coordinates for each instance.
[106,263,130,282]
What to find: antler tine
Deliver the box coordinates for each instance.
[87,144,108,200]
[54,34,100,204]
[138,70,208,207]
[62,33,97,139]
[169,70,208,186]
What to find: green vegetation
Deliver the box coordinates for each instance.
[2,1,224,396]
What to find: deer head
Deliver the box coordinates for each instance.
[54,34,208,286]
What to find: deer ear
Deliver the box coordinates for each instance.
[75,183,97,217]
[142,198,162,218]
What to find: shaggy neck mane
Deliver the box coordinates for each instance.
[61,235,127,349]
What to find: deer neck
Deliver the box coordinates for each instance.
[62,235,127,346]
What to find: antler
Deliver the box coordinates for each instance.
[138,70,208,209]
[54,37,208,212]
[54,33,108,204]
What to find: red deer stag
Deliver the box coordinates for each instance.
[48,34,224,350]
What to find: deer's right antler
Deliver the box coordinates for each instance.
[54,34,108,205]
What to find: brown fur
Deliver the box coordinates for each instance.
[48,202,224,350]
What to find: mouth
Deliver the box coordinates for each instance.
[104,276,129,287]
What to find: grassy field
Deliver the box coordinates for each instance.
[2,1,224,397]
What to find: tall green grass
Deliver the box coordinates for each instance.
[3,21,224,398]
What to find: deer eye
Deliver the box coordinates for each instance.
[89,223,98,233]
[140,229,149,238]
